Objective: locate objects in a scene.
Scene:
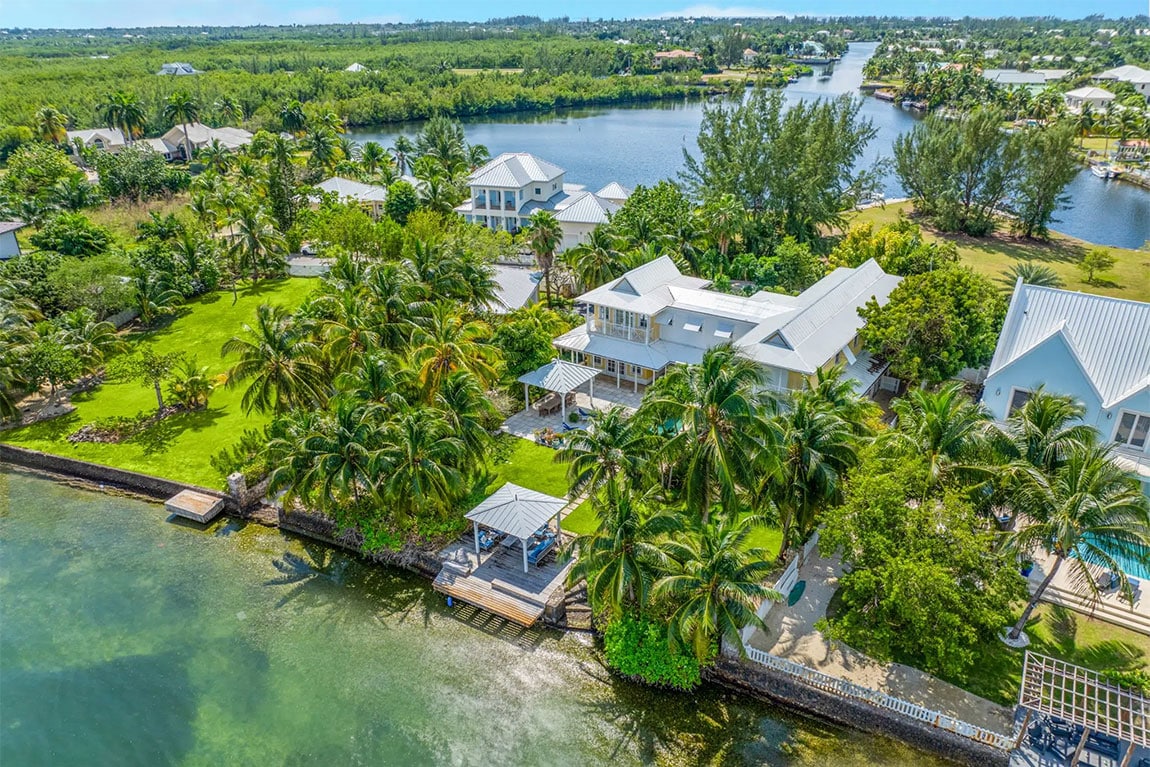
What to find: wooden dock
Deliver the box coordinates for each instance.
[433,536,571,627]
[164,489,225,523]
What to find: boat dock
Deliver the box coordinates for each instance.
[164,489,225,523]
[434,533,571,627]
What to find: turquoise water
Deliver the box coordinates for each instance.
[0,467,940,766]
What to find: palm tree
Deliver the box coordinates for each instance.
[768,391,860,558]
[222,304,327,415]
[390,136,415,175]
[133,274,182,326]
[51,176,102,212]
[1096,111,1114,157]
[373,409,465,524]
[556,406,659,506]
[888,382,989,488]
[317,289,381,374]
[992,387,1096,474]
[1004,443,1150,641]
[655,514,782,660]
[408,302,501,399]
[199,139,231,174]
[360,141,387,174]
[415,115,468,170]
[1003,262,1064,290]
[562,228,626,291]
[34,106,69,144]
[163,91,200,162]
[295,397,383,506]
[567,483,681,613]
[305,127,341,171]
[643,345,775,523]
[214,95,244,125]
[805,363,879,437]
[98,91,147,143]
[700,193,745,257]
[363,261,427,350]
[229,204,286,285]
[526,210,562,304]
[435,370,497,465]
[279,100,307,136]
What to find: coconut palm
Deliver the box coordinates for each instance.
[373,409,465,523]
[214,95,244,125]
[888,382,990,487]
[644,344,775,523]
[415,115,468,170]
[700,193,745,257]
[556,405,660,506]
[562,228,626,291]
[34,106,69,144]
[51,176,102,212]
[98,91,147,143]
[133,274,182,326]
[655,514,783,660]
[1004,443,1150,641]
[364,261,427,350]
[163,91,200,161]
[56,308,124,368]
[279,100,307,136]
[526,210,562,304]
[360,141,387,174]
[390,135,415,175]
[805,363,879,437]
[408,302,501,399]
[992,387,1096,474]
[295,397,383,506]
[316,289,382,374]
[305,127,341,171]
[1075,104,1095,149]
[567,482,682,613]
[435,370,497,465]
[222,303,327,415]
[199,139,231,174]
[229,204,286,285]
[1002,261,1064,291]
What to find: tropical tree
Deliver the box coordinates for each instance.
[700,193,745,257]
[222,304,327,415]
[562,228,626,291]
[34,106,69,144]
[390,135,415,175]
[887,382,990,488]
[408,302,501,399]
[1004,443,1150,641]
[992,388,1096,474]
[655,514,782,660]
[360,141,387,175]
[293,396,383,507]
[279,100,307,136]
[133,274,182,326]
[526,210,562,304]
[1002,261,1063,290]
[97,91,147,143]
[229,204,286,285]
[373,409,465,524]
[556,406,659,506]
[163,91,200,162]
[434,370,496,465]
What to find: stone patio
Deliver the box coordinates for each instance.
[501,379,645,440]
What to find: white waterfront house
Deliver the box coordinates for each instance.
[454,153,631,251]
[982,283,1150,495]
[312,177,390,219]
[1094,65,1150,103]
[66,122,252,160]
[551,255,901,394]
[1063,86,1116,113]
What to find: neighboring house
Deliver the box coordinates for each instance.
[66,127,128,153]
[1094,65,1150,102]
[1063,86,1115,113]
[981,68,1071,89]
[312,176,390,219]
[161,123,253,159]
[551,255,901,394]
[0,221,27,260]
[489,265,541,314]
[157,62,199,75]
[345,62,367,72]
[982,283,1150,496]
[653,49,701,66]
[742,48,759,65]
[454,153,631,251]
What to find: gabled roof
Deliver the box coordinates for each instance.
[345,62,366,72]
[1096,65,1150,82]
[0,221,27,235]
[553,192,620,225]
[987,284,1150,407]
[489,265,540,314]
[469,153,564,187]
[517,358,599,393]
[613,255,682,295]
[314,176,389,203]
[1065,86,1115,100]
[66,127,127,147]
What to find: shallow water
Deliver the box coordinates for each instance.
[0,467,942,766]
[351,41,1149,250]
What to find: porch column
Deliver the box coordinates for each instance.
[589,377,595,408]
[634,368,638,393]
[616,363,621,387]
[523,382,530,411]
[561,392,566,422]
[522,537,529,573]
[473,519,480,557]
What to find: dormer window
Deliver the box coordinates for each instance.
[764,332,791,349]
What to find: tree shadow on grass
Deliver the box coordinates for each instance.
[4,410,82,442]
[1040,605,1145,672]
[130,406,228,456]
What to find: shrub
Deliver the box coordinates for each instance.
[29,213,112,258]
[602,615,703,691]
[210,428,270,484]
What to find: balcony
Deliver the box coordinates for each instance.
[588,318,647,343]
[474,197,487,209]
[504,201,516,211]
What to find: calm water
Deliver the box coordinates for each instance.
[351,42,1149,250]
[0,468,940,766]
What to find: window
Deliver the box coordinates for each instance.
[1115,411,1150,449]
[638,315,648,329]
[598,305,608,320]
[1008,388,1033,415]
[606,359,617,373]
[593,356,602,366]
[714,321,734,339]
[552,183,557,190]
[682,316,703,333]
[534,187,541,195]
[518,189,523,200]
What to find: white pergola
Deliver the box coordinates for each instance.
[517,358,600,422]
[465,483,567,572]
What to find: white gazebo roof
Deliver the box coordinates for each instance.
[465,483,567,541]
[517,358,599,394]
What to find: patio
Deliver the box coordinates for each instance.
[502,378,646,440]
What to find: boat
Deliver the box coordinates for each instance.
[1091,163,1120,180]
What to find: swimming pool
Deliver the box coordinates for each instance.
[1074,536,1150,580]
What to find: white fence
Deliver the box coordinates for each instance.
[744,647,1017,751]
[742,532,821,644]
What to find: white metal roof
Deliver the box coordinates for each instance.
[1096,65,1150,81]
[469,152,564,188]
[1065,86,1115,99]
[595,182,632,202]
[488,265,540,314]
[517,358,600,392]
[0,221,27,235]
[553,325,706,369]
[315,176,389,203]
[988,283,1150,407]
[465,483,567,541]
[67,127,126,147]
[554,192,620,225]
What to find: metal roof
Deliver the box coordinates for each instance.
[1065,86,1115,99]
[554,192,620,225]
[517,358,600,393]
[469,153,565,188]
[315,176,389,202]
[988,283,1150,407]
[488,265,540,314]
[0,221,28,235]
[595,182,632,202]
[553,325,705,369]
[465,483,567,541]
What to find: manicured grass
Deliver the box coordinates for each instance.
[957,604,1150,707]
[488,435,570,498]
[744,522,785,558]
[848,201,1150,303]
[562,499,598,536]
[2,278,317,488]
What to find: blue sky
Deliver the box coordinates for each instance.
[3,0,1143,30]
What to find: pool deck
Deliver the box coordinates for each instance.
[1027,552,1150,636]
[164,489,225,524]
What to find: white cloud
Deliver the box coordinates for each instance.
[647,4,802,17]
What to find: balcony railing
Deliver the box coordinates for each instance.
[588,318,647,343]
[504,201,516,211]
[474,198,487,209]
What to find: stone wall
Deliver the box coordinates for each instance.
[279,508,443,578]
[706,657,1010,767]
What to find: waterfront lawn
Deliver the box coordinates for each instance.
[1,278,316,488]
[848,202,1150,303]
[488,434,570,498]
[955,604,1150,707]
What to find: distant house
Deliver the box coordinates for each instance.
[1094,65,1150,102]
[981,68,1070,89]
[66,127,128,153]
[982,283,1150,496]
[653,49,701,66]
[312,176,390,219]
[1063,86,1115,113]
[0,221,26,260]
[454,153,630,252]
[157,62,199,75]
[345,62,367,72]
[160,123,253,159]
[742,48,759,65]
[489,265,541,314]
[552,255,901,394]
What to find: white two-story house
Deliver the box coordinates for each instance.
[982,282,1150,496]
[454,153,630,251]
[551,255,902,395]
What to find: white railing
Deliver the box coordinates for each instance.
[742,531,821,643]
[588,318,647,343]
[744,647,1017,751]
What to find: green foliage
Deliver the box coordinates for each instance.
[491,314,563,384]
[764,235,824,293]
[603,614,703,691]
[111,347,185,412]
[165,356,214,410]
[46,252,135,319]
[608,180,692,244]
[820,449,1027,681]
[830,219,959,276]
[1010,122,1079,240]
[1101,669,1150,695]
[93,146,189,202]
[1077,247,1117,285]
[385,180,418,225]
[0,141,80,200]
[0,125,35,163]
[22,336,83,397]
[29,213,112,258]
[1002,261,1064,290]
[210,428,270,485]
[859,266,1006,384]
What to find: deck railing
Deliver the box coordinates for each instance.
[588,318,646,343]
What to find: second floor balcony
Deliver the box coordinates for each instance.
[589,317,648,343]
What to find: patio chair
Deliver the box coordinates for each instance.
[527,534,556,566]
[478,530,501,551]
[577,406,593,418]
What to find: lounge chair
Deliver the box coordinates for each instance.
[527,534,556,566]
[560,421,575,432]
[577,406,593,418]
[478,530,501,550]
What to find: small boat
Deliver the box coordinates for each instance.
[1091,163,1119,179]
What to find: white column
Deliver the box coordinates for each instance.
[473,520,480,557]
[522,537,529,572]
[561,392,566,422]
[634,367,638,393]
[523,382,530,411]
[556,511,562,540]
[589,377,594,408]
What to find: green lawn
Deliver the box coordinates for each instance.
[2,278,317,488]
[958,604,1150,707]
[848,201,1150,303]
